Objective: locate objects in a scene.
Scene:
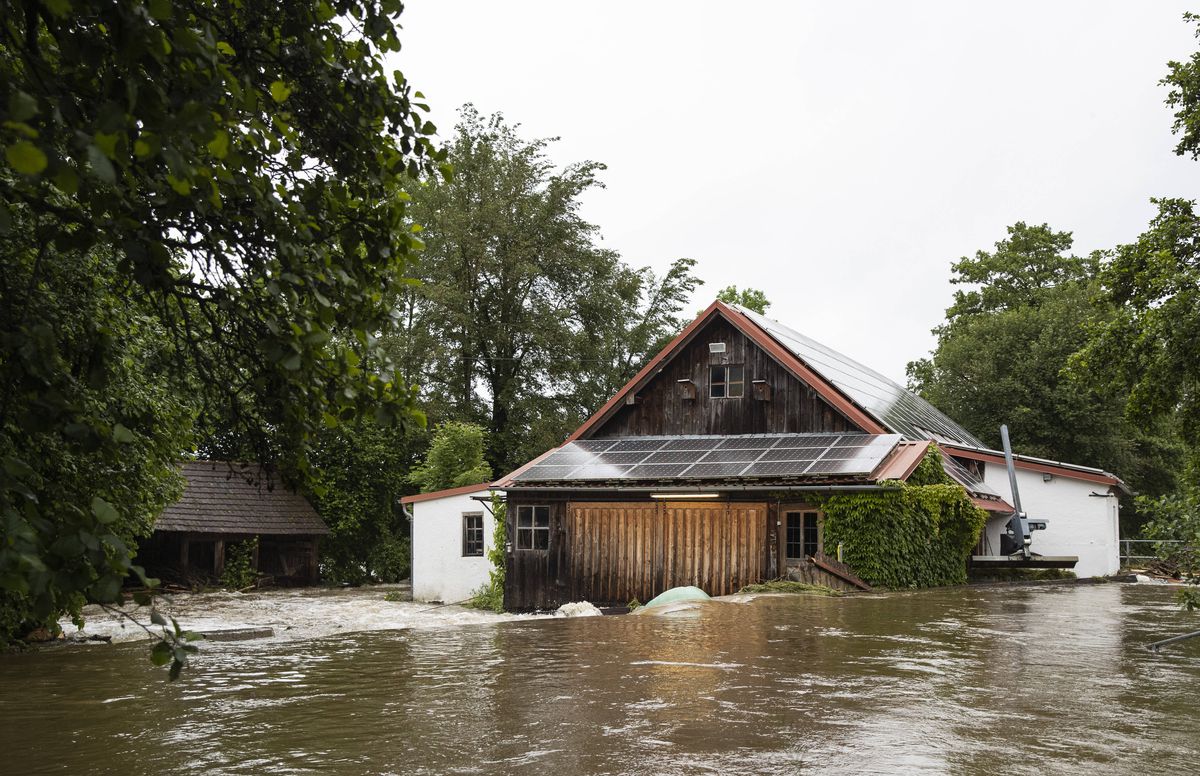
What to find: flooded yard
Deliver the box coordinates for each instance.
[1,583,1197,775]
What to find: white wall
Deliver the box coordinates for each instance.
[979,465,1120,578]
[410,491,496,603]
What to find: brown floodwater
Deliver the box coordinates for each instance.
[1,583,1197,775]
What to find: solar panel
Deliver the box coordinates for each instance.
[700,447,765,462]
[571,439,619,453]
[680,462,752,478]
[735,307,985,447]
[571,464,635,479]
[609,439,669,452]
[774,434,841,448]
[522,465,580,479]
[742,460,816,477]
[759,448,821,462]
[508,433,903,483]
[806,458,872,475]
[663,438,717,451]
[628,463,691,478]
[718,437,779,449]
[596,451,656,465]
[644,450,708,465]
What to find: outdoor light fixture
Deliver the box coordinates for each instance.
[649,492,720,499]
[1043,473,1054,482]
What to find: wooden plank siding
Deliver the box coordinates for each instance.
[504,498,770,610]
[593,317,862,438]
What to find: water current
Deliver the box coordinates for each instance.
[1,583,1196,775]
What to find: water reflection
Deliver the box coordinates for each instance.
[1,585,1197,775]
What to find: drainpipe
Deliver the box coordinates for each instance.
[401,500,414,586]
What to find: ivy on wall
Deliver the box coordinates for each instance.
[819,447,988,588]
[467,492,507,612]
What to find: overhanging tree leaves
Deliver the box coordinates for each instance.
[0,0,442,658]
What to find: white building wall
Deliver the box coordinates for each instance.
[410,491,496,603]
[979,465,1120,578]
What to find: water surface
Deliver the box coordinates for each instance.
[2,584,1196,775]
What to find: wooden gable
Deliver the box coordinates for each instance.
[590,314,865,438]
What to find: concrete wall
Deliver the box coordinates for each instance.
[411,491,496,603]
[979,465,1120,577]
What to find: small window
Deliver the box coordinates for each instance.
[462,513,484,557]
[786,511,821,560]
[516,505,550,550]
[710,365,744,398]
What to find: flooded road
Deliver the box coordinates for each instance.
[2,583,1197,775]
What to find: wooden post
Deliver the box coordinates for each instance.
[251,538,260,572]
[180,537,190,569]
[214,539,225,578]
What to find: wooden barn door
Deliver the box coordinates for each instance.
[566,501,768,604]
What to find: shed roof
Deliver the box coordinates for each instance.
[400,482,494,505]
[155,461,330,536]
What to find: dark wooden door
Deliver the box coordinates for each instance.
[565,501,768,604]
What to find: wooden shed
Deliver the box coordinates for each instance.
[495,300,1124,610]
[138,461,330,586]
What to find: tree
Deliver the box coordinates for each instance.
[307,419,428,584]
[1084,199,1200,453]
[0,1,441,658]
[716,285,771,314]
[908,223,1180,506]
[394,107,701,471]
[409,421,492,494]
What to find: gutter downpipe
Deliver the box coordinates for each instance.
[401,500,415,586]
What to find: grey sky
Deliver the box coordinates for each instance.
[394,1,1199,383]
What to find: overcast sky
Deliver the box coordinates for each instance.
[393,1,1199,383]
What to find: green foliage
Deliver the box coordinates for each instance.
[409,421,492,493]
[1084,199,1200,459]
[220,538,259,590]
[308,419,424,583]
[0,0,442,674]
[627,598,642,611]
[1162,13,1200,161]
[737,580,839,596]
[468,492,507,613]
[909,222,1182,534]
[1137,486,1200,577]
[383,591,406,603]
[393,106,702,471]
[819,448,988,589]
[716,286,771,314]
[1180,588,1200,612]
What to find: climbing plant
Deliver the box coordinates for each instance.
[467,492,506,613]
[219,537,259,591]
[818,447,988,588]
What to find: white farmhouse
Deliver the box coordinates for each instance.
[402,484,499,604]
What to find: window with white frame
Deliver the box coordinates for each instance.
[710,365,745,398]
[516,505,550,550]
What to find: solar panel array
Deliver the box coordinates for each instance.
[511,433,902,483]
[734,306,986,448]
[941,454,1004,500]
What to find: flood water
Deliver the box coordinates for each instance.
[2,583,1197,775]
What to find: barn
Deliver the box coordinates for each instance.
[496,300,1125,611]
[138,461,330,586]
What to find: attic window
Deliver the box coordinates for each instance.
[710,365,744,398]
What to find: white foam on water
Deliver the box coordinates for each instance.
[57,586,543,644]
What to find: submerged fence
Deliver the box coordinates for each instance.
[1119,539,1195,566]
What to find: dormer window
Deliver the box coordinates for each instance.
[710,365,744,398]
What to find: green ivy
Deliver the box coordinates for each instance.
[818,447,988,589]
[219,537,259,591]
[467,492,506,613]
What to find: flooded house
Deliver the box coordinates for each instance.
[493,300,1125,611]
[403,483,499,603]
[139,461,330,585]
